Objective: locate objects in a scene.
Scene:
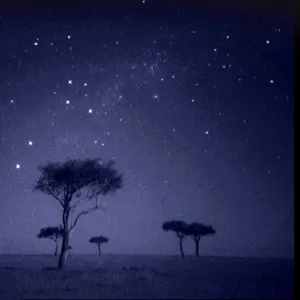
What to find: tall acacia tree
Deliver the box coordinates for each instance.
[37,226,63,256]
[162,220,189,258]
[89,236,109,256]
[33,158,123,269]
[187,223,216,257]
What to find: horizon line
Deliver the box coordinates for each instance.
[0,253,294,260]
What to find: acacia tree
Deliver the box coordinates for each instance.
[33,158,123,269]
[89,236,109,256]
[37,226,63,256]
[187,222,216,257]
[162,220,189,258]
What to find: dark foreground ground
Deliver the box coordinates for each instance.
[0,254,294,299]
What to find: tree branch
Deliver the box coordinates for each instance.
[45,188,64,206]
[70,204,104,231]
[50,236,57,242]
[70,196,85,211]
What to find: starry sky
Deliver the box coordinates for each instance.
[0,1,294,258]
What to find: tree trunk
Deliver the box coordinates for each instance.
[179,238,185,259]
[58,230,70,269]
[54,241,58,256]
[58,207,70,269]
[195,239,200,257]
[98,244,101,256]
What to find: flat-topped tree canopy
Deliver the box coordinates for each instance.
[89,236,109,244]
[188,222,216,236]
[162,220,189,234]
[33,158,123,205]
[37,226,63,239]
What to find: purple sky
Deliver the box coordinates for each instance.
[0,1,294,258]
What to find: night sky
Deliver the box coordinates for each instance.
[0,1,294,258]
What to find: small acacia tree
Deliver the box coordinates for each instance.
[37,225,63,256]
[89,236,109,256]
[33,158,123,269]
[162,220,189,258]
[187,222,216,257]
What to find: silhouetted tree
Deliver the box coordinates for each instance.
[33,158,123,269]
[37,226,63,256]
[187,222,216,257]
[162,220,189,258]
[89,236,109,256]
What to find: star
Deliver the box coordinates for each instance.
[191,99,195,103]
[33,42,38,46]
[266,40,270,44]
[10,100,14,103]
[68,35,71,39]
[84,83,88,86]
[68,80,72,84]
[88,108,93,114]
[270,80,274,84]
[16,164,20,169]
[28,141,33,146]
[66,100,70,104]
[205,130,209,135]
